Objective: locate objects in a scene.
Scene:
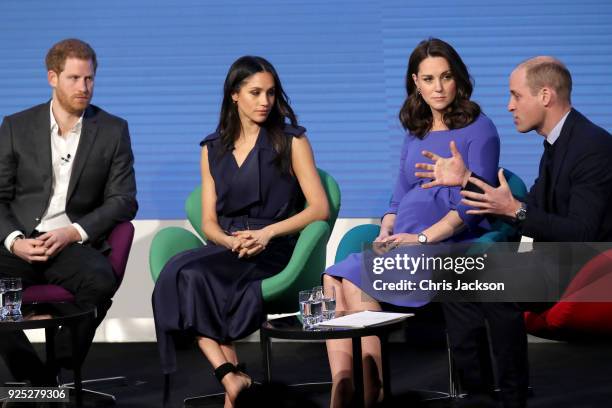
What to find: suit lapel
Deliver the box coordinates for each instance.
[547,109,577,209]
[67,105,97,201]
[31,102,53,188]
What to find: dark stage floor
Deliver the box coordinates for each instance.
[2,339,611,408]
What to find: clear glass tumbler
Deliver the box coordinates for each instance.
[0,280,6,319]
[322,286,336,321]
[310,286,324,323]
[299,289,315,329]
[2,278,22,317]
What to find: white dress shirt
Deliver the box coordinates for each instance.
[4,101,88,252]
[545,110,571,146]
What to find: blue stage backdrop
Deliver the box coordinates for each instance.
[0,0,610,219]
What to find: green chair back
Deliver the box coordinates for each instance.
[477,168,528,243]
[318,168,341,232]
[335,224,381,263]
[185,187,205,241]
[261,168,340,312]
[504,168,528,201]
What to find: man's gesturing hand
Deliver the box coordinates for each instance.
[461,168,521,218]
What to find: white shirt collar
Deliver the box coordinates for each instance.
[49,100,84,135]
[546,110,571,146]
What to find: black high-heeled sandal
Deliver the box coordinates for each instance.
[184,363,249,406]
[235,363,247,375]
[214,362,260,391]
[213,362,238,383]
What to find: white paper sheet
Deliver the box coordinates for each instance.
[315,310,413,328]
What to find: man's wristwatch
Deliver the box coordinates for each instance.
[417,233,428,244]
[515,202,527,222]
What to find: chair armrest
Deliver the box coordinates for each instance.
[334,224,381,263]
[149,227,204,282]
[475,230,506,244]
[262,220,330,305]
[107,221,135,286]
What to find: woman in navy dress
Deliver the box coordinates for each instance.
[152,56,329,407]
[323,39,500,407]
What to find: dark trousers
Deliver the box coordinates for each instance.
[444,302,529,408]
[443,245,600,408]
[0,243,116,385]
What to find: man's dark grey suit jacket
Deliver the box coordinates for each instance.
[0,101,138,251]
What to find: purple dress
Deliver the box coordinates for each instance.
[153,125,305,374]
[325,114,500,306]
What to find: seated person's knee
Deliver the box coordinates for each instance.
[88,262,116,299]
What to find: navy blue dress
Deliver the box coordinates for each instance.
[153,125,305,374]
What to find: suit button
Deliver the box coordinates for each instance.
[35,218,41,222]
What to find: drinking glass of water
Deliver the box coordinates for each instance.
[322,286,336,321]
[310,286,324,324]
[2,278,22,317]
[299,290,316,329]
[0,280,6,319]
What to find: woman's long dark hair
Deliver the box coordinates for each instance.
[217,56,298,173]
[398,38,481,138]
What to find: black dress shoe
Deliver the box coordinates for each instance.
[29,366,59,387]
[453,393,499,408]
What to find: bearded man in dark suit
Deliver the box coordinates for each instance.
[0,38,137,385]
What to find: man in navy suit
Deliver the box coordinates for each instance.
[415,57,612,407]
[0,39,137,385]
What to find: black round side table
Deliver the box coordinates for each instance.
[0,303,96,407]
[260,311,411,408]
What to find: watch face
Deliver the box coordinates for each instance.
[418,234,427,244]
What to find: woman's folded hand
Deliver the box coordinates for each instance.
[232,228,274,258]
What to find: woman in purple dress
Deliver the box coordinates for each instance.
[323,39,500,407]
[152,56,329,407]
